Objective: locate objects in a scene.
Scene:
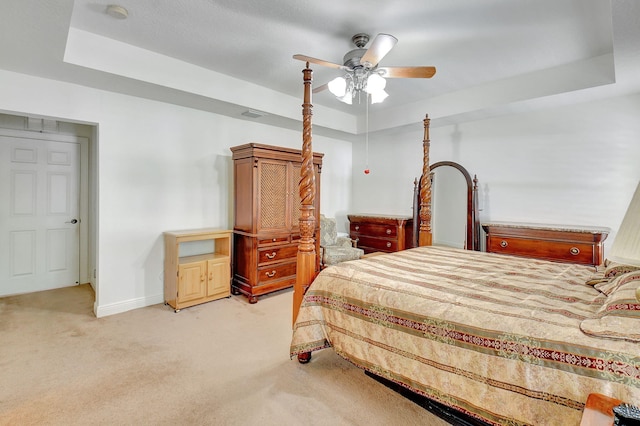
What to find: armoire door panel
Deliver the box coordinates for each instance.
[258,160,288,231]
[233,159,254,232]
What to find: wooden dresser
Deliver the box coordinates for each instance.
[348,214,414,254]
[231,143,323,303]
[482,222,609,266]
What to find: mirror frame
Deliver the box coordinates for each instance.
[413,162,480,250]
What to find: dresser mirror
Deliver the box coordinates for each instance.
[413,161,479,250]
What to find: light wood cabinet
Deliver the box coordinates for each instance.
[231,143,323,303]
[482,222,609,266]
[164,228,232,312]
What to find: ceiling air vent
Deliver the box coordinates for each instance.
[241,110,267,119]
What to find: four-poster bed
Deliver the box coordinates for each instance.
[291,64,640,425]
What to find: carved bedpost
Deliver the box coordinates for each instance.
[473,175,480,251]
[293,63,317,333]
[419,114,433,246]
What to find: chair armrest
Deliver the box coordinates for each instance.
[336,236,357,248]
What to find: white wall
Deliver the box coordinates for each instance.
[352,92,640,254]
[2,70,639,316]
[0,69,352,317]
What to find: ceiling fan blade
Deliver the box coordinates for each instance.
[313,83,328,94]
[360,33,398,68]
[293,54,344,69]
[378,66,437,78]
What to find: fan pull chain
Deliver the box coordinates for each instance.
[364,95,370,174]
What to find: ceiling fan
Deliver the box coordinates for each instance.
[293,33,436,104]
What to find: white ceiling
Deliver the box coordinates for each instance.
[1,0,638,138]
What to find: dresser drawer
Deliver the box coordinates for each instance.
[487,237,596,265]
[356,235,398,252]
[482,222,609,266]
[258,244,298,264]
[257,261,297,285]
[351,222,398,238]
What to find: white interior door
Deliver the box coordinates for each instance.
[0,134,80,296]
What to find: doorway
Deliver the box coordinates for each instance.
[0,115,93,299]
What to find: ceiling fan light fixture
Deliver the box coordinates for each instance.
[365,73,386,93]
[294,32,435,106]
[337,92,353,105]
[327,76,347,97]
[369,89,388,104]
[365,73,388,103]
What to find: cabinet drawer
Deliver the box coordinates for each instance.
[488,237,595,265]
[257,261,297,284]
[258,235,290,245]
[258,244,298,264]
[357,236,397,252]
[351,223,397,238]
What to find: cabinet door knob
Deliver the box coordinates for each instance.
[386,229,392,235]
[355,225,360,231]
[386,242,392,248]
[266,252,277,259]
[500,240,508,248]
[570,247,580,255]
[265,270,276,278]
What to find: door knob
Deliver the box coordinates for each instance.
[66,219,79,224]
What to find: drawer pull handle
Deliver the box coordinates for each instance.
[386,242,392,248]
[265,252,277,259]
[265,270,276,278]
[570,247,580,256]
[355,225,360,231]
[500,240,508,248]
[386,229,392,235]
[272,238,277,242]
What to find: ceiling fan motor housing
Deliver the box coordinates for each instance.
[343,48,368,69]
[343,33,372,69]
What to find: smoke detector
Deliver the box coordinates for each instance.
[106,5,128,19]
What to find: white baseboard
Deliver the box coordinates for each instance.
[94,293,164,318]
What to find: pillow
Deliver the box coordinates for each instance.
[585,260,640,292]
[580,271,640,342]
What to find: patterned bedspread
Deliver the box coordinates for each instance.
[290,246,640,425]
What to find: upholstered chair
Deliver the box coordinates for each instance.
[319,215,364,268]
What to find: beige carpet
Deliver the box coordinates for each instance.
[0,284,450,425]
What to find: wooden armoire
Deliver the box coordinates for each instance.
[230,143,323,303]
